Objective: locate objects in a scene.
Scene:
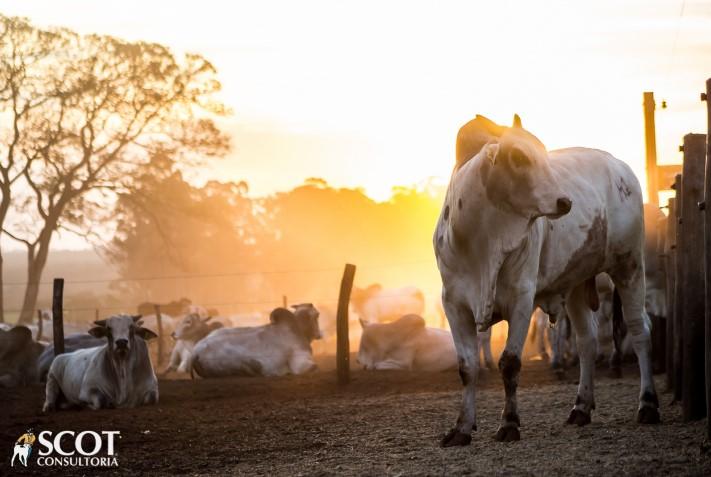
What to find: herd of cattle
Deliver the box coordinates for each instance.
[0,114,669,448]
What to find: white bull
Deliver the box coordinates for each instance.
[357,314,458,372]
[351,284,425,323]
[191,304,322,378]
[43,314,159,411]
[162,313,224,374]
[435,115,659,446]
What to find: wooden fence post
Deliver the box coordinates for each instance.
[702,77,711,437]
[52,278,65,357]
[673,174,684,402]
[337,264,356,385]
[665,197,677,392]
[154,304,164,366]
[282,295,287,308]
[680,133,707,421]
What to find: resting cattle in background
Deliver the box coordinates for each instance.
[435,114,659,446]
[191,304,322,378]
[37,333,105,381]
[0,326,45,387]
[357,314,459,372]
[162,313,223,374]
[43,314,159,411]
[351,284,425,323]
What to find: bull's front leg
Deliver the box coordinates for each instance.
[495,299,534,442]
[441,297,480,447]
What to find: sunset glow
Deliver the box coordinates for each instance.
[4,1,709,202]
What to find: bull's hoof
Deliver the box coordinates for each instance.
[608,366,622,379]
[566,408,591,426]
[441,429,471,447]
[494,424,520,442]
[554,368,566,381]
[637,406,661,424]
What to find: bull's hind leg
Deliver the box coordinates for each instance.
[441,298,480,447]
[565,284,598,425]
[610,263,660,424]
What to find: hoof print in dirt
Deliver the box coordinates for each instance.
[494,424,520,442]
[637,406,660,424]
[441,429,472,447]
[566,409,591,426]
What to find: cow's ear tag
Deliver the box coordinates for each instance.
[485,143,499,165]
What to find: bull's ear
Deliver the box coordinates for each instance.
[88,326,108,339]
[94,319,107,327]
[135,327,158,341]
[132,315,143,323]
[484,142,500,165]
[512,114,522,128]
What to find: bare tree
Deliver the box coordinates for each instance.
[0,16,67,322]
[1,17,229,323]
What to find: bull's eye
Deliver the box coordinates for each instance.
[510,148,530,168]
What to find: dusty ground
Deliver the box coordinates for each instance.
[1,358,709,476]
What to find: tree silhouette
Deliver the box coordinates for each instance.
[0,16,230,323]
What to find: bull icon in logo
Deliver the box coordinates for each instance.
[11,428,35,467]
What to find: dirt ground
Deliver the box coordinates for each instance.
[1,357,710,477]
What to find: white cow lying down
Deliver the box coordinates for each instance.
[357,314,459,372]
[191,304,322,378]
[43,314,159,411]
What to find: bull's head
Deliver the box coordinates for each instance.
[270,304,322,342]
[437,115,572,330]
[291,303,322,341]
[172,313,213,341]
[482,118,571,219]
[89,314,157,360]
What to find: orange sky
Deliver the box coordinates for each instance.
[3,0,711,249]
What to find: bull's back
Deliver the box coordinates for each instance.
[48,347,100,402]
[192,327,290,377]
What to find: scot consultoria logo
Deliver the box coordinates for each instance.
[9,428,121,468]
[11,428,35,467]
